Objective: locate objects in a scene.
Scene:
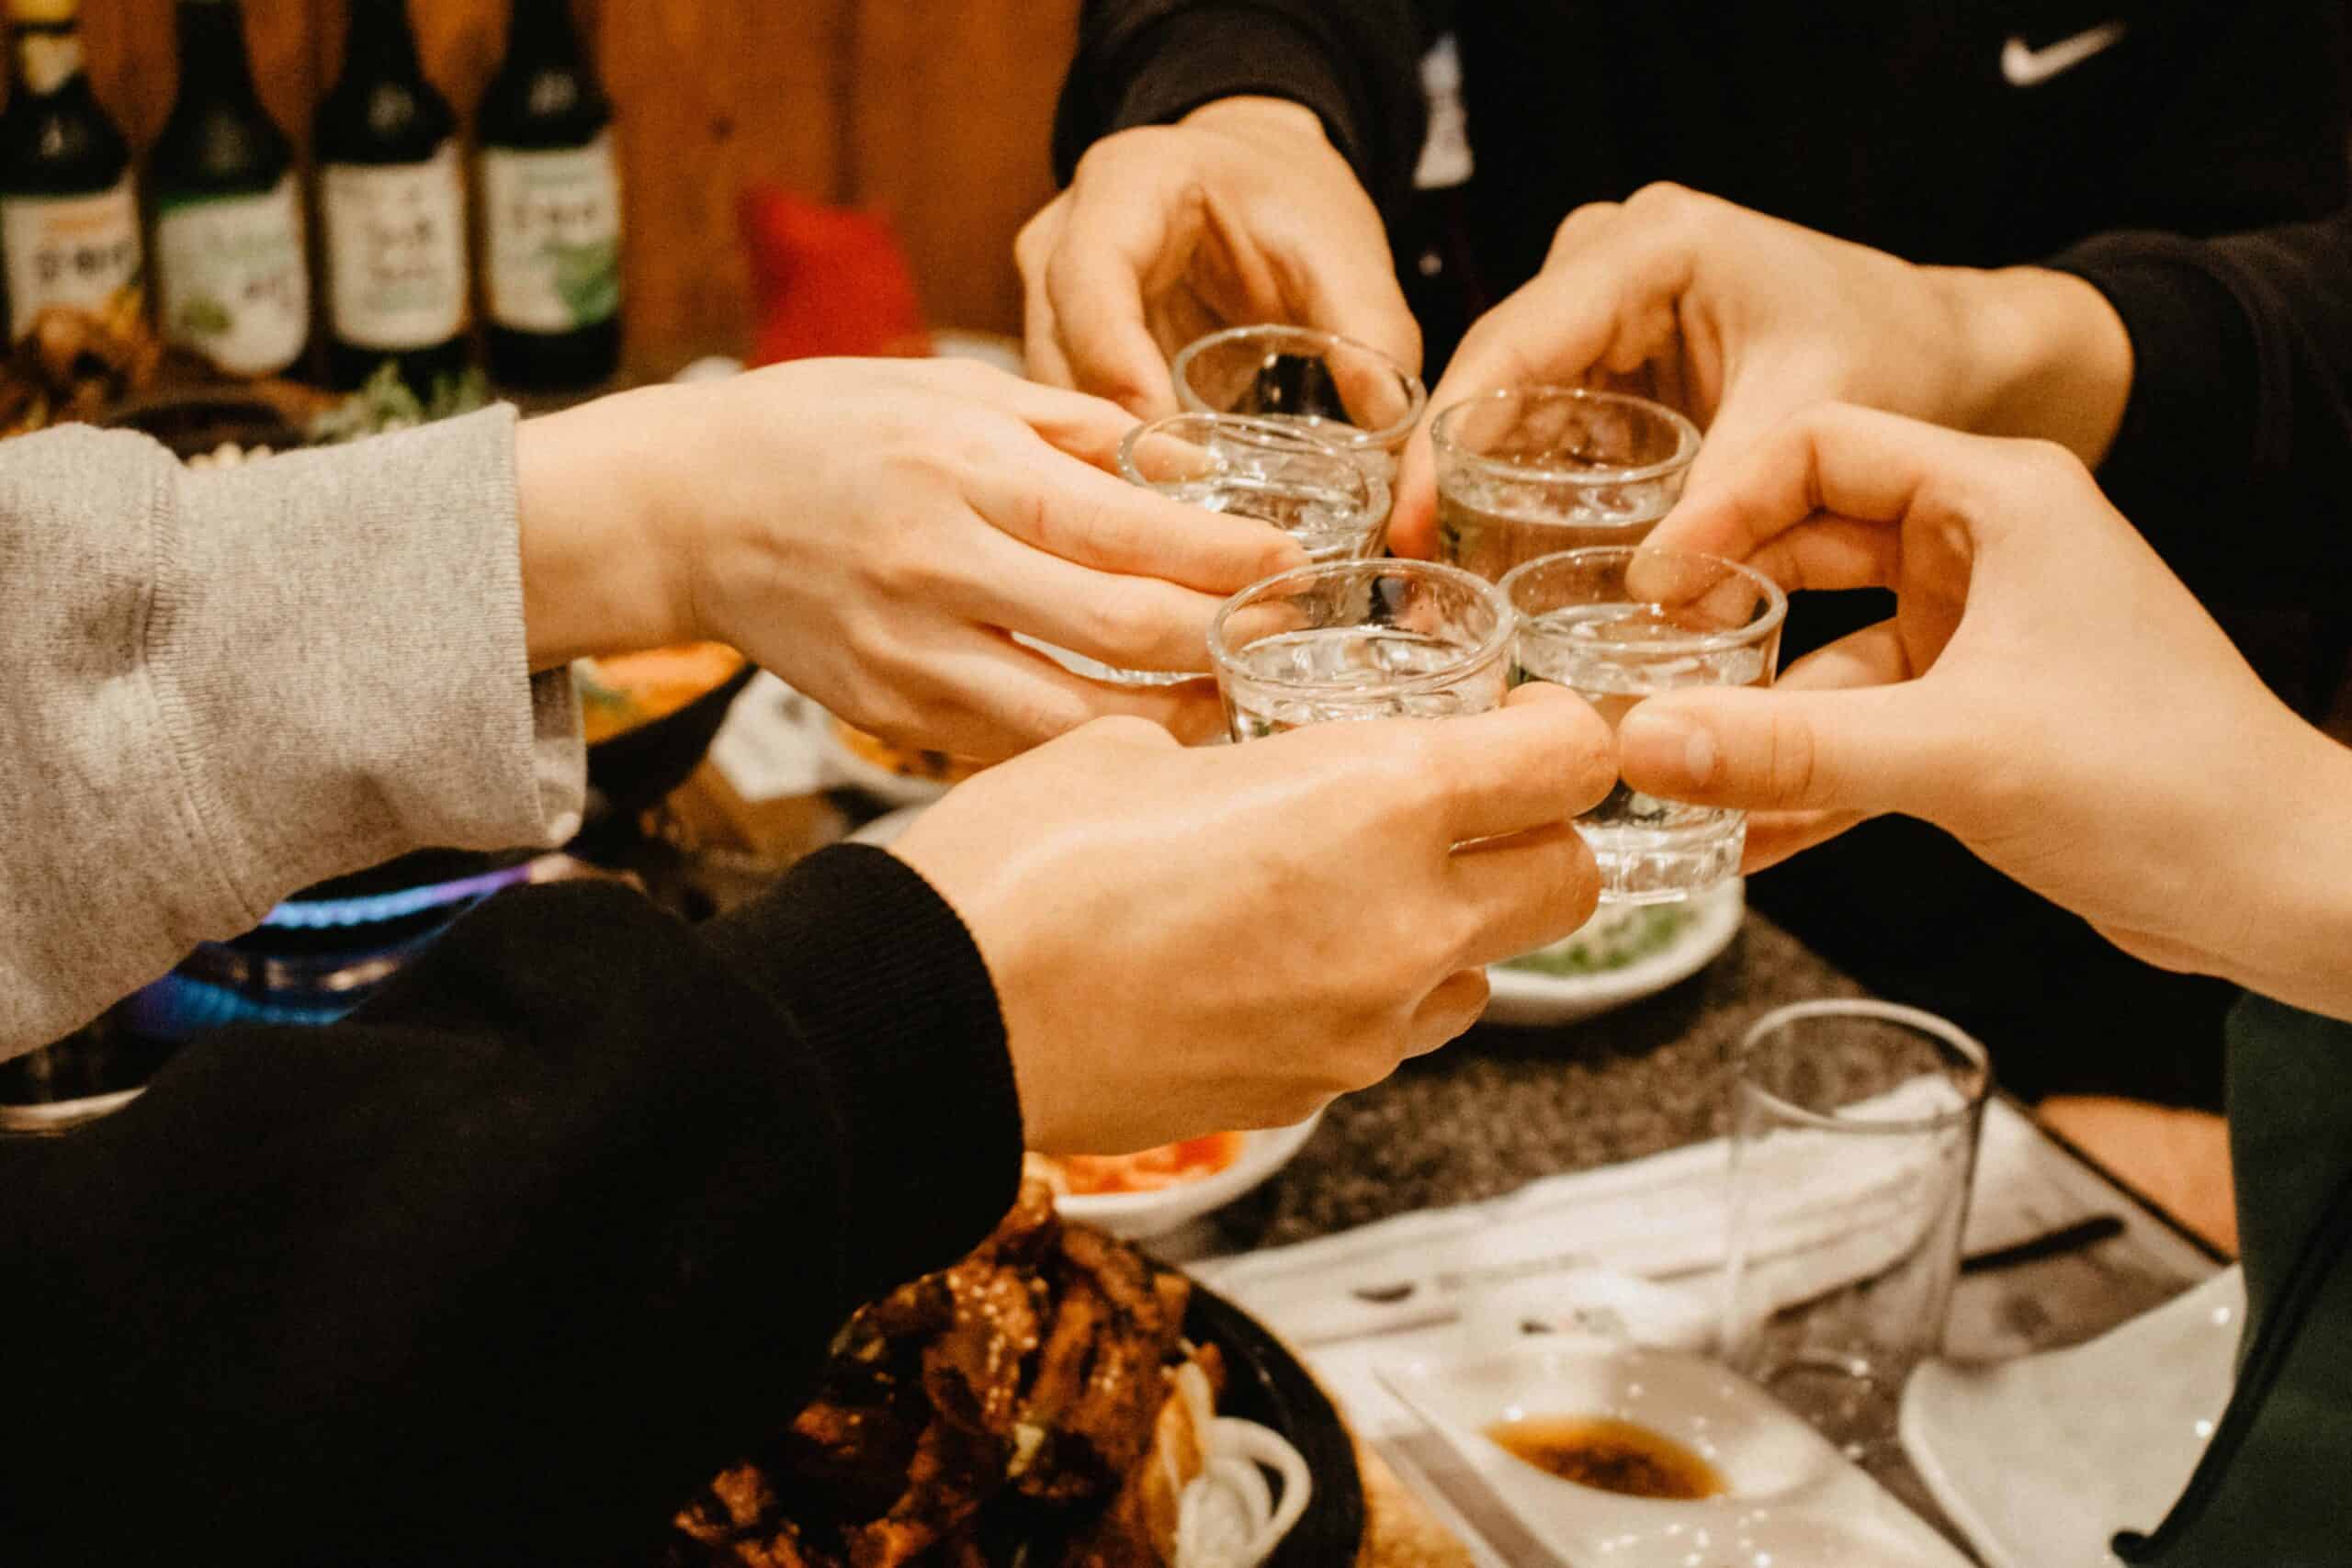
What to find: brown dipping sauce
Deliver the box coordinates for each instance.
[1485,1416,1727,1501]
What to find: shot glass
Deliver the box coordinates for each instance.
[1501,547,1783,903]
[1118,412,1383,563]
[1032,414,1381,689]
[1719,1000,1992,1465]
[1208,558,1512,740]
[1170,323,1424,520]
[1430,387,1701,581]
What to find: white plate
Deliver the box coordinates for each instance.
[1047,1113,1324,1242]
[1898,1267,2242,1568]
[1379,1341,1972,1567]
[1482,879,1745,1028]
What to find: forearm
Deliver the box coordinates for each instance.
[0,853,1021,1564]
[0,413,583,1055]
[1941,264,2135,467]
[2220,730,2352,1025]
[1052,0,1425,212]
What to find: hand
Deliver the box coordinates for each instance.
[1392,184,2132,557]
[1017,96,1419,416]
[890,686,1615,1152]
[1615,403,2352,1021]
[516,357,1306,760]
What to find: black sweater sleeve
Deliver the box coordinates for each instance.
[0,846,1021,1567]
[1052,0,1430,216]
[2042,212,2352,607]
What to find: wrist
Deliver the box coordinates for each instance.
[2230,728,2352,1023]
[514,385,697,669]
[1938,265,2134,466]
[1181,94,1331,149]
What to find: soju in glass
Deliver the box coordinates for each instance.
[1209,559,1512,740]
[1431,387,1700,581]
[1170,323,1423,528]
[1502,547,1783,902]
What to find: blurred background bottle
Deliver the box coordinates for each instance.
[0,0,139,343]
[315,0,468,394]
[477,0,620,389]
[150,0,309,378]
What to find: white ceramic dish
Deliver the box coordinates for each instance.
[1899,1267,2242,1568]
[1046,1113,1324,1242]
[1379,1341,1971,1568]
[1483,878,1745,1028]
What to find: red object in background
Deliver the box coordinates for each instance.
[739,186,927,365]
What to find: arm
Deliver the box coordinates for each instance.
[0,411,583,1054]
[1,359,1304,1055]
[2043,209,2352,599]
[1626,403,2352,1025]
[0,853,1023,1566]
[1051,0,1427,215]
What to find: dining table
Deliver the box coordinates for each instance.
[664,749,2228,1568]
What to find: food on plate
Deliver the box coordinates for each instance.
[663,1181,1307,1568]
[1025,1134,1246,1199]
[0,296,166,436]
[305,358,492,445]
[1499,902,1692,977]
[577,643,748,744]
[831,716,984,785]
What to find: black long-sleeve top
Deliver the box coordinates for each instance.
[0,848,1022,1566]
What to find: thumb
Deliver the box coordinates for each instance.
[1616,683,1953,822]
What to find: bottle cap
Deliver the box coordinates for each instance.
[7,0,79,23]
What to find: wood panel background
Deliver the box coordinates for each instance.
[72,0,1076,378]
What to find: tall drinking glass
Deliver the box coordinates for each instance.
[1502,547,1783,903]
[1170,324,1424,524]
[1430,387,1701,581]
[1209,559,1512,739]
[1720,1000,1992,1464]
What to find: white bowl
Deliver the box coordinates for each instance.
[1378,1341,1970,1567]
[1483,878,1744,1027]
[1050,1113,1323,1242]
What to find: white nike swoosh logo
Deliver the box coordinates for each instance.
[2002,21,2128,87]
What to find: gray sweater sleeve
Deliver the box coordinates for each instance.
[0,406,585,1055]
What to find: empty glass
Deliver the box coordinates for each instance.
[1209,558,1512,739]
[1720,1001,1992,1465]
[1502,547,1783,903]
[1170,324,1424,522]
[1431,387,1701,581]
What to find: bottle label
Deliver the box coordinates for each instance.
[1,177,141,334]
[156,175,308,376]
[322,144,468,350]
[481,132,621,333]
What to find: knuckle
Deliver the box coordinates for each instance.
[1767,711,1825,806]
[1080,587,1162,658]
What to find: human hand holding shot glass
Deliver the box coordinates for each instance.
[1719,1001,1991,1468]
[1423,387,1701,579]
[1503,547,1784,902]
[1170,323,1426,523]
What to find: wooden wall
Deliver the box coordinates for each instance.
[74,0,1077,377]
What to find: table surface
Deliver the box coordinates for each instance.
[1178,908,2222,1565]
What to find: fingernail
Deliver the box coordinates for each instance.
[1621,708,1715,787]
